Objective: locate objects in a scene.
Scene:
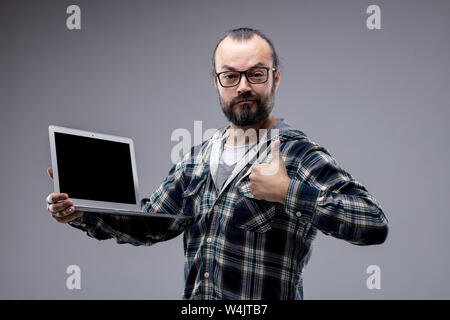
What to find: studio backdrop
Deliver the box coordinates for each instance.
[1,0,449,299]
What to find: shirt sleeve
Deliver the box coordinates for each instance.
[284,143,389,245]
[68,150,192,246]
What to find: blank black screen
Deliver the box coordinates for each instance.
[55,132,136,204]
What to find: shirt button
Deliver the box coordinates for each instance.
[214,205,220,212]
[204,272,210,279]
[296,211,302,217]
[206,237,212,244]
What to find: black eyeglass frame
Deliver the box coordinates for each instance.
[215,67,277,88]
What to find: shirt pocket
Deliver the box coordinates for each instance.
[232,177,276,233]
[181,175,208,216]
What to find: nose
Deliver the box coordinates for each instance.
[236,74,252,95]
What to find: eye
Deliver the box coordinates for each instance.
[223,73,238,79]
[248,69,266,78]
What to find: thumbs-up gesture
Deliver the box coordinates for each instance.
[248,139,291,204]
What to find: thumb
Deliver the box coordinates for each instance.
[270,139,281,163]
[47,167,54,180]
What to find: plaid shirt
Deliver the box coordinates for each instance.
[69,119,388,299]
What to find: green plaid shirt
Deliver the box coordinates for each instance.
[69,119,388,299]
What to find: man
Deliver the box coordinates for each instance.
[45,28,388,299]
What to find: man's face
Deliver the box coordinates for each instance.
[214,35,281,127]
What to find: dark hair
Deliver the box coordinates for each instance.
[212,27,280,75]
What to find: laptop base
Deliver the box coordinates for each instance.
[77,206,193,220]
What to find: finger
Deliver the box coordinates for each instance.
[251,164,261,172]
[47,167,53,180]
[49,200,73,213]
[52,205,76,218]
[54,210,84,223]
[46,193,68,204]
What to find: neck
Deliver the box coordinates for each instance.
[226,114,278,146]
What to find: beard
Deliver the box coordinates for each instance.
[219,85,275,127]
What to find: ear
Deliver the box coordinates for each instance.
[274,69,281,92]
[213,75,218,90]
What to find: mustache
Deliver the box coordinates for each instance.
[230,93,260,105]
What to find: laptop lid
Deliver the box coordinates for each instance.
[49,125,140,211]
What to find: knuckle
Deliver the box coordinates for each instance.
[55,215,67,223]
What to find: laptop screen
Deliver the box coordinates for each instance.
[54,132,136,204]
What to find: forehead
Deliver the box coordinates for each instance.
[215,35,273,71]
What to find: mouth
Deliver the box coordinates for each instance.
[236,100,255,104]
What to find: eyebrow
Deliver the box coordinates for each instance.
[220,62,266,72]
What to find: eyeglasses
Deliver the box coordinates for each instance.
[216,67,277,88]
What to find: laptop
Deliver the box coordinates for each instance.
[48,125,192,220]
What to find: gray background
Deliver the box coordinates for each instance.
[1,0,449,299]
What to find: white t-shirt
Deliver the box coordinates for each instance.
[215,141,257,190]
[221,141,257,166]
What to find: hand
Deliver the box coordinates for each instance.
[248,139,291,204]
[46,167,84,223]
